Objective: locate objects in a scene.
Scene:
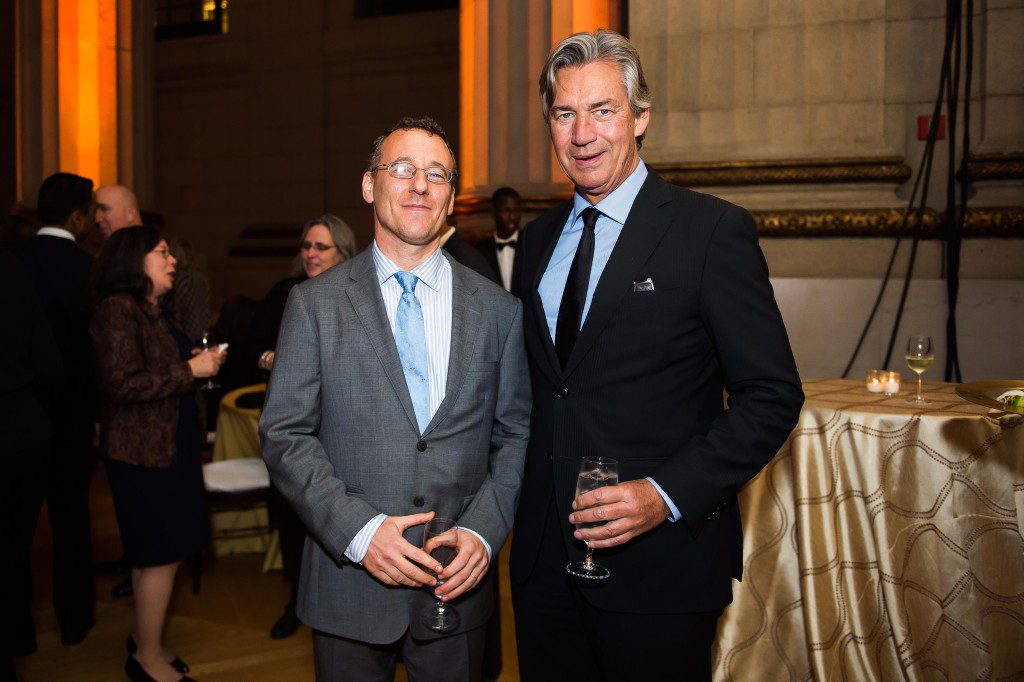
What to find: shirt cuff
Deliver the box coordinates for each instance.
[459,527,492,562]
[344,513,387,563]
[646,477,681,523]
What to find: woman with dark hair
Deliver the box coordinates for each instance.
[243,213,356,640]
[90,225,225,682]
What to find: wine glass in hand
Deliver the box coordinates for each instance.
[566,456,619,581]
[199,330,220,391]
[905,335,934,404]
[420,517,460,634]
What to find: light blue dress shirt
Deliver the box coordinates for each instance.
[343,244,492,563]
[537,161,682,523]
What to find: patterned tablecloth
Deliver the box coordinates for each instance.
[713,379,1024,680]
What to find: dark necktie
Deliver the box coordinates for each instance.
[495,240,516,251]
[555,207,600,368]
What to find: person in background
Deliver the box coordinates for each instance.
[90,225,226,682]
[95,185,141,240]
[0,250,63,679]
[438,225,499,287]
[13,172,98,648]
[80,185,141,257]
[246,213,356,640]
[168,236,212,343]
[476,187,523,297]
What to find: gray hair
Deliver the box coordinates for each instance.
[539,30,652,148]
[300,214,356,261]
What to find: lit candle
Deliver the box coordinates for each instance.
[883,371,901,396]
[866,370,885,393]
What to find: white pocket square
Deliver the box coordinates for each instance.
[633,277,655,292]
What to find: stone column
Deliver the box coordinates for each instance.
[456,0,621,233]
[14,0,150,207]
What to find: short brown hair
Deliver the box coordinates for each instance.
[366,116,458,182]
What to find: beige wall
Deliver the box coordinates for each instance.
[153,1,459,304]
[629,1,1023,379]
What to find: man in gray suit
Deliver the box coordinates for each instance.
[260,116,530,681]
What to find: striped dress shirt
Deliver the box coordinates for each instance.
[344,243,490,563]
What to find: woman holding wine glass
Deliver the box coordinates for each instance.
[90,226,226,682]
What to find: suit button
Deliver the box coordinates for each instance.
[417,440,427,452]
[556,387,569,398]
[413,496,425,507]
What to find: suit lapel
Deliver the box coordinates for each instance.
[345,251,421,433]
[422,255,481,437]
[526,202,573,386]
[562,171,675,378]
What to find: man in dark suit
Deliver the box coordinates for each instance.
[441,225,500,286]
[14,172,98,646]
[0,250,63,674]
[475,187,523,297]
[510,31,804,681]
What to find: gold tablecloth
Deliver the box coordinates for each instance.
[210,383,272,558]
[713,379,1024,680]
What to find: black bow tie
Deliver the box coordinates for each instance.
[495,240,517,251]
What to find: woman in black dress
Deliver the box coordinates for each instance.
[90,226,226,682]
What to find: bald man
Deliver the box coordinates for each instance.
[94,185,140,238]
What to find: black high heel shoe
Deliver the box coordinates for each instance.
[125,654,197,681]
[126,635,190,674]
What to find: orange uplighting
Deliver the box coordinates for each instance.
[459,0,488,191]
[57,0,118,186]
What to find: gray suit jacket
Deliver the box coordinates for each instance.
[259,248,530,643]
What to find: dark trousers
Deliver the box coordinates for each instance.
[46,423,96,636]
[313,626,486,682]
[512,497,721,682]
[269,484,306,605]
[1,438,49,659]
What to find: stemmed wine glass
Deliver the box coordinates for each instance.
[905,335,934,405]
[199,330,220,391]
[420,517,460,634]
[566,456,619,581]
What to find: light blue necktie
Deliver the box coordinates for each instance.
[393,271,431,433]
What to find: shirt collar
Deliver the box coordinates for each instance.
[371,241,448,293]
[494,231,518,245]
[570,161,648,227]
[37,226,76,241]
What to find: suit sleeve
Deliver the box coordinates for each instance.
[652,205,804,537]
[455,298,531,558]
[91,296,195,405]
[259,285,382,560]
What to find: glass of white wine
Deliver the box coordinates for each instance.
[566,456,618,581]
[905,335,934,404]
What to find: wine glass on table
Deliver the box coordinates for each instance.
[420,517,460,634]
[905,335,934,405]
[199,330,220,391]
[566,456,619,581]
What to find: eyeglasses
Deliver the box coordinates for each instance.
[372,161,454,185]
[301,241,336,253]
[150,247,172,259]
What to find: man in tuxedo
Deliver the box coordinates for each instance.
[476,187,523,297]
[260,116,529,681]
[510,31,804,680]
[14,172,98,646]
